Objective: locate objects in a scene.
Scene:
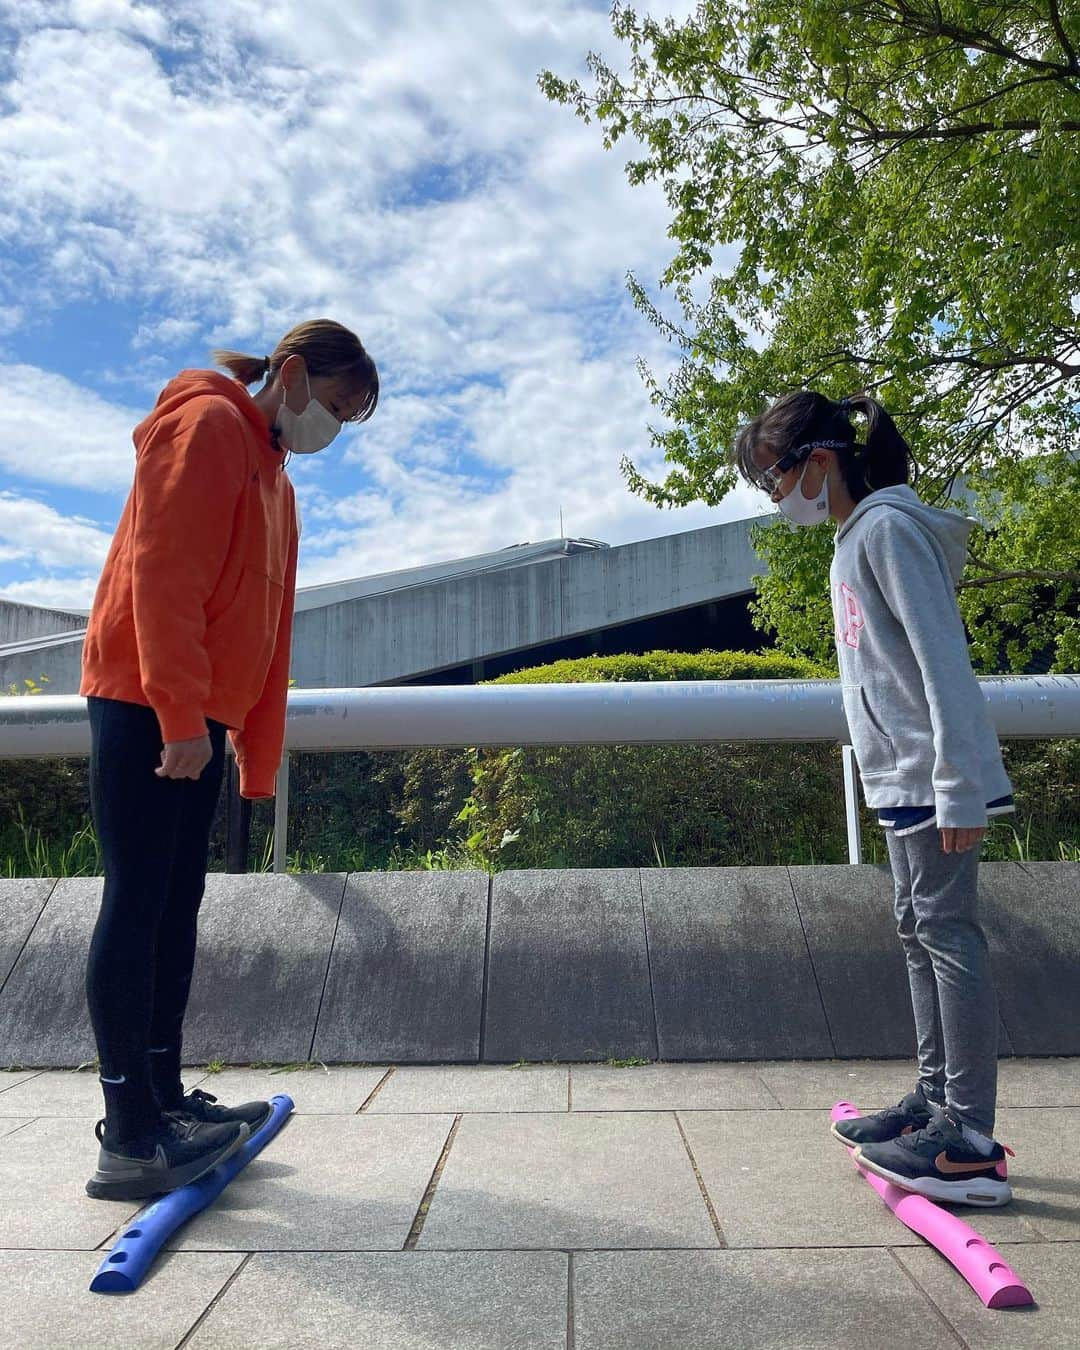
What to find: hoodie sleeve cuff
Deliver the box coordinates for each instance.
[935,790,988,829]
[236,755,281,800]
[154,702,209,744]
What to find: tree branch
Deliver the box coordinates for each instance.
[958,568,1080,589]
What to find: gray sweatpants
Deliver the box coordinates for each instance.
[885,827,999,1136]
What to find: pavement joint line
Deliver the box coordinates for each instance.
[884,1245,974,1350]
[173,1250,253,1350]
[673,1110,728,1249]
[637,870,661,1059]
[0,1070,45,1095]
[478,871,494,1062]
[403,1112,462,1250]
[750,1071,785,1109]
[0,879,55,1003]
[305,873,350,1063]
[357,1065,396,1113]
[566,1250,575,1350]
[9,1240,1079,1255]
[567,1065,572,1112]
[0,1117,37,1139]
[785,866,838,1055]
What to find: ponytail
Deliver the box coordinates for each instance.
[211,350,273,386]
[835,394,917,502]
[733,388,916,503]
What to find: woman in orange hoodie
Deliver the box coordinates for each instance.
[79,319,378,1199]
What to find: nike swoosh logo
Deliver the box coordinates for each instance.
[934,1151,1001,1174]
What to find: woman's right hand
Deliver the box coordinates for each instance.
[156,734,213,780]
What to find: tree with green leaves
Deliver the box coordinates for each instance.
[541,2,1080,669]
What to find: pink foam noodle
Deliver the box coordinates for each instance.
[831,1101,1034,1310]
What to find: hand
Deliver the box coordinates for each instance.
[155,734,212,781]
[940,826,985,854]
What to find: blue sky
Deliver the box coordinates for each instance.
[0,0,763,611]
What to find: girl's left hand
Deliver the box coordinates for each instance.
[940,827,986,854]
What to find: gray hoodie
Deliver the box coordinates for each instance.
[829,485,1012,826]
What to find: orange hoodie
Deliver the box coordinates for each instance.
[80,370,298,799]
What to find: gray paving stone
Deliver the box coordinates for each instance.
[418,1111,717,1250]
[570,1062,777,1112]
[0,1118,139,1248]
[369,1065,568,1114]
[573,1248,961,1349]
[188,1065,389,1114]
[680,1108,920,1247]
[996,1107,1080,1241]
[755,1058,920,1109]
[182,872,347,1063]
[0,877,54,990]
[0,1250,243,1350]
[484,870,656,1063]
[682,1107,1041,1249]
[896,1241,1080,1349]
[981,862,1080,1054]
[0,877,99,1067]
[788,864,918,1056]
[186,1251,568,1350]
[642,868,834,1059]
[169,1114,454,1251]
[0,1118,31,1140]
[0,1069,105,1117]
[997,1057,1080,1107]
[313,871,487,1063]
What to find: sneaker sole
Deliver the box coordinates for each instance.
[830,1122,858,1148]
[854,1150,1013,1207]
[85,1125,249,1202]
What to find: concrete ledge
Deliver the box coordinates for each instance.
[0,878,99,1067]
[312,872,488,1063]
[0,878,54,990]
[182,873,347,1064]
[644,868,833,1060]
[0,863,1077,1065]
[484,870,656,1063]
[982,861,1080,1055]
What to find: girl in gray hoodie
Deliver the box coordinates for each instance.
[734,391,1014,1207]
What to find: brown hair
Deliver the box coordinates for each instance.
[733,390,916,503]
[212,318,379,423]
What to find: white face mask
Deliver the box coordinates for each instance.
[776,460,830,526]
[276,369,341,455]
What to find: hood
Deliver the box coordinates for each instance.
[133,370,272,455]
[835,484,973,584]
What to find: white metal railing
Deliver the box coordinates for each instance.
[2,675,1078,869]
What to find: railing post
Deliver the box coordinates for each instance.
[224,758,252,873]
[273,752,290,874]
[842,744,862,865]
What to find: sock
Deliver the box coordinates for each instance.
[99,1072,160,1149]
[960,1122,996,1156]
[149,1045,186,1110]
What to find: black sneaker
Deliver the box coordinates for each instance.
[167,1086,272,1133]
[855,1107,1013,1207]
[831,1083,937,1148]
[86,1114,248,1201]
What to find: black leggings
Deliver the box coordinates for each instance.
[86,696,226,1121]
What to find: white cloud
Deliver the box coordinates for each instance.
[0,491,113,569]
[0,2,765,605]
[0,574,98,610]
[0,365,141,491]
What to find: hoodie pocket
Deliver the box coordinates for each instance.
[842,683,897,777]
